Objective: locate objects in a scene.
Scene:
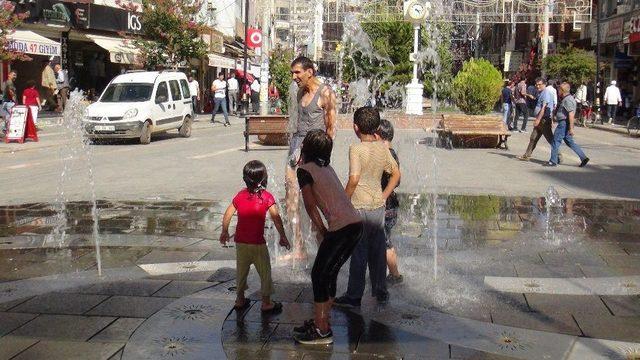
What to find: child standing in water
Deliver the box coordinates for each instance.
[220,160,291,314]
[377,119,403,284]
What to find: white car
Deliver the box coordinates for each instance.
[83,70,193,144]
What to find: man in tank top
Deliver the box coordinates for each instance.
[284,56,337,262]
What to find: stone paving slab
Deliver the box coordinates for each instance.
[0,336,39,360]
[524,294,612,315]
[64,279,171,297]
[151,280,216,298]
[490,309,582,336]
[134,250,208,265]
[262,323,357,355]
[600,295,640,317]
[10,293,109,315]
[485,276,640,296]
[0,312,38,336]
[514,263,585,278]
[601,254,640,269]
[579,265,640,277]
[573,313,640,342]
[450,345,522,359]
[11,340,123,360]
[86,296,174,318]
[355,320,451,358]
[9,314,116,341]
[567,337,640,360]
[89,318,146,343]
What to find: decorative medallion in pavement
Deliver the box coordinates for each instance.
[180,262,201,272]
[523,281,543,292]
[164,304,220,321]
[153,336,199,357]
[495,330,530,352]
[607,346,640,360]
[0,287,16,297]
[394,313,425,327]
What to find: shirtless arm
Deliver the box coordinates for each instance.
[321,87,337,139]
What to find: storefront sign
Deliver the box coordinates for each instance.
[15,1,90,28]
[630,15,640,44]
[605,17,624,43]
[88,5,143,35]
[208,54,235,69]
[6,39,60,57]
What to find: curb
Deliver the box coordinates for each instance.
[588,123,631,136]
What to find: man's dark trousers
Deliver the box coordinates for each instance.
[514,103,529,130]
[523,116,560,159]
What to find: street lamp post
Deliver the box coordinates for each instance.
[595,0,602,123]
[242,0,250,116]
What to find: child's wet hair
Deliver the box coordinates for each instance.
[377,119,394,141]
[242,160,268,193]
[353,106,381,135]
[301,129,332,167]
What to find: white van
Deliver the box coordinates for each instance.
[83,70,193,144]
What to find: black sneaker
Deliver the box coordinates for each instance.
[333,296,361,308]
[386,274,404,285]
[293,319,314,334]
[294,327,333,345]
[579,157,590,167]
[376,292,389,304]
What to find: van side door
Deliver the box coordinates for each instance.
[152,81,171,128]
[167,79,184,129]
[179,79,193,115]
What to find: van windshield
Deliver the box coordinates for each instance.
[100,83,153,102]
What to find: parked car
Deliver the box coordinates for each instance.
[83,70,193,144]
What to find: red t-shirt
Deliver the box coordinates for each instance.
[232,188,275,244]
[23,88,40,106]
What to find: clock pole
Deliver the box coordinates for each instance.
[404,1,429,115]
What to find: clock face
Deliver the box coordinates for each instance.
[409,2,425,19]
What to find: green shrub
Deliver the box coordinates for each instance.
[452,59,503,115]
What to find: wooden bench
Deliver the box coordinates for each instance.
[244,115,289,151]
[438,114,510,149]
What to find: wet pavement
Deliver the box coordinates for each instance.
[0,195,639,359]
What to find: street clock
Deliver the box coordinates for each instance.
[404,0,429,23]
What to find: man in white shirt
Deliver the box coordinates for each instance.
[188,75,200,114]
[210,72,230,126]
[54,64,69,113]
[546,79,558,111]
[604,80,622,124]
[227,72,239,115]
[574,82,588,123]
[250,79,260,113]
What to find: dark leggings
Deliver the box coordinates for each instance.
[311,222,363,303]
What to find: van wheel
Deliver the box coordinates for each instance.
[179,116,192,138]
[140,121,152,144]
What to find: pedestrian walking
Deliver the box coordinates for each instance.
[604,80,622,124]
[210,72,230,126]
[334,107,400,308]
[292,129,363,345]
[575,82,588,123]
[500,81,514,129]
[548,82,589,167]
[250,79,260,113]
[54,64,69,113]
[227,72,239,115]
[514,78,529,132]
[219,160,290,316]
[517,78,562,162]
[188,75,200,114]
[1,70,18,130]
[41,60,57,111]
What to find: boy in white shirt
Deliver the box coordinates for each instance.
[211,72,230,126]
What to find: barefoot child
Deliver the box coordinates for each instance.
[377,119,403,284]
[293,129,363,345]
[220,160,291,313]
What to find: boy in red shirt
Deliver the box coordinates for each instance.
[220,160,291,313]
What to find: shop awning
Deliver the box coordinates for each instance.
[208,53,235,69]
[85,34,139,65]
[6,30,61,57]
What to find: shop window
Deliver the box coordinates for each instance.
[169,80,182,101]
[179,79,191,99]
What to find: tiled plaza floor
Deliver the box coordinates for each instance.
[0,195,639,359]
